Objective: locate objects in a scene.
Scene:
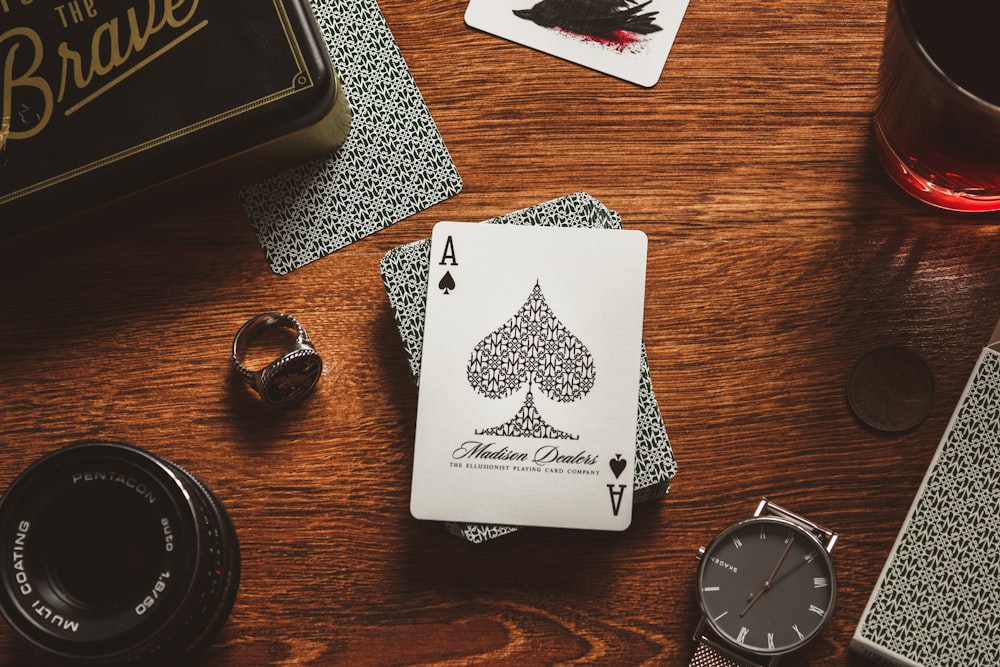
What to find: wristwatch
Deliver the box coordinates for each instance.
[691,499,838,666]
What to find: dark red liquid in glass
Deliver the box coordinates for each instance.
[874,0,1000,211]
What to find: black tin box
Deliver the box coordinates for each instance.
[0,0,351,239]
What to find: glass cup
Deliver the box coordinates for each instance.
[874,0,1000,212]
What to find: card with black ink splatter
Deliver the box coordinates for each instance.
[465,0,690,87]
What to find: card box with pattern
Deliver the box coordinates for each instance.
[852,344,1000,666]
[379,193,677,543]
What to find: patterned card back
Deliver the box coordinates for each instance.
[852,347,1000,666]
[379,193,677,543]
[240,0,463,274]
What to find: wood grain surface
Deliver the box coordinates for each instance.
[3,0,1000,665]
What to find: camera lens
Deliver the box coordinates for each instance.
[0,442,240,664]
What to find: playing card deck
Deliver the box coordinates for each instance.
[852,330,1000,666]
[465,0,691,87]
[380,193,677,542]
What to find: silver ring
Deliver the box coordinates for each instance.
[232,313,322,407]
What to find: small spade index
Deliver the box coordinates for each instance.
[610,454,627,479]
[438,271,456,294]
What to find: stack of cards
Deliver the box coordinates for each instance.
[380,193,677,542]
[465,0,691,88]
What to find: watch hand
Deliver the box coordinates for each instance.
[768,553,812,589]
[740,534,795,617]
[765,534,796,583]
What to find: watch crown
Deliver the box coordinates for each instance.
[696,546,705,561]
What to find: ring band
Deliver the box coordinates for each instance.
[232,313,322,407]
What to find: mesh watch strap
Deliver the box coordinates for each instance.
[688,637,761,667]
[690,640,762,667]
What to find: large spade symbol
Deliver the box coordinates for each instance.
[466,281,595,439]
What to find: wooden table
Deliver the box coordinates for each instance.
[2,0,999,664]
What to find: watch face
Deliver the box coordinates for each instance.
[696,516,837,656]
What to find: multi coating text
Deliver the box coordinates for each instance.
[8,521,82,632]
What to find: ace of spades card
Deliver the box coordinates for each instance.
[411,222,648,531]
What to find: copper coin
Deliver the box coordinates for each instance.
[847,346,934,433]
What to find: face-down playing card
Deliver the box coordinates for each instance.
[465,0,690,88]
[411,222,648,531]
